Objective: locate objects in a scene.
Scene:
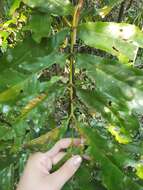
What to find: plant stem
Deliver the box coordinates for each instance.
[63,16,72,27]
[69,0,84,123]
[126,0,133,11]
[117,1,125,23]
[133,27,143,65]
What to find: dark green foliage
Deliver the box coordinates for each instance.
[0,0,143,190]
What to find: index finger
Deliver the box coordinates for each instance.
[45,138,82,158]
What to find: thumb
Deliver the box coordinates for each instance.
[50,155,82,189]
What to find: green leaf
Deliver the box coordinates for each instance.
[76,53,143,104]
[0,29,68,69]
[10,76,65,148]
[25,125,67,149]
[122,143,143,155]
[77,53,143,92]
[78,22,143,62]
[24,12,52,43]
[9,0,21,15]
[0,54,66,103]
[76,53,142,134]
[0,37,68,103]
[79,126,143,190]
[77,88,138,140]
[14,77,63,126]
[47,28,69,53]
[98,0,124,18]
[0,126,15,140]
[0,155,15,171]
[136,162,143,180]
[63,162,98,190]
[0,164,14,190]
[0,31,9,52]
[22,0,74,16]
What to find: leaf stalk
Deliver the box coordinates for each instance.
[69,0,84,125]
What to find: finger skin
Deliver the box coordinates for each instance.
[52,152,66,165]
[49,155,82,189]
[46,138,81,157]
[16,139,83,190]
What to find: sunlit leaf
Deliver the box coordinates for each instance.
[14,76,63,125]
[22,0,74,15]
[79,126,143,190]
[136,157,143,180]
[78,22,143,62]
[98,0,124,18]
[24,125,67,148]
[0,37,67,103]
[76,53,142,135]
[9,0,21,15]
[108,125,131,144]
[77,53,143,113]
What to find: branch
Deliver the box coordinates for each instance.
[69,0,84,122]
[117,1,126,23]
[126,0,133,11]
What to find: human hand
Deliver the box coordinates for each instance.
[16,138,83,190]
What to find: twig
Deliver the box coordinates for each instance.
[117,1,126,23]
[69,0,84,123]
[126,0,133,11]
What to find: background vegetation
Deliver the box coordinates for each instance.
[0,0,143,189]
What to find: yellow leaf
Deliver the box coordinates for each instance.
[98,6,112,18]
[136,163,143,179]
[108,125,131,144]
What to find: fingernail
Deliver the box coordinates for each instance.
[73,155,82,166]
[82,154,91,160]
